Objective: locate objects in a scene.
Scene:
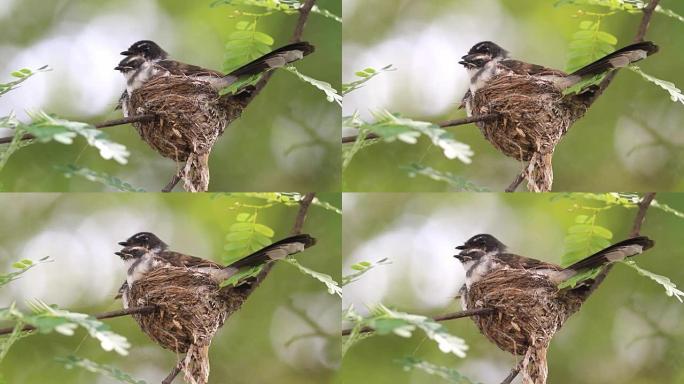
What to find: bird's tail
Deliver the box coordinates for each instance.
[212,42,314,90]
[181,152,210,192]
[227,234,317,270]
[565,236,654,272]
[525,151,554,192]
[567,41,658,80]
[183,344,210,384]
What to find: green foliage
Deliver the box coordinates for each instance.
[0,256,51,288]
[629,66,684,106]
[57,355,146,384]
[342,258,390,286]
[342,65,395,95]
[351,110,474,163]
[559,213,613,289]
[223,20,274,74]
[403,164,488,192]
[219,192,341,214]
[21,300,130,355]
[223,210,275,265]
[0,66,50,97]
[347,304,469,358]
[556,0,684,23]
[210,0,341,22]
[56,165,145,192]
[0,112,130,165]
[396,357,478,384]
[621,260,684,303]
[565,19,617,73]
[0,305,28,363]
[285,66,342,106]
[283,258,341,296]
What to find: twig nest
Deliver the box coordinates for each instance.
[127,265,250,384]
[471,74,587,161]
[128,75,250,192]
[466,269,583,356]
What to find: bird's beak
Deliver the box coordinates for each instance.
[454,246,471,262]
[115,251,126,259]
[114,65,123,71]
[118,241,129,246]
[120,50,132,56]
[459,54,478,68]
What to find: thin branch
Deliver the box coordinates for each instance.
[587,192,656,297]
[161,360,183,384]
[340,307,494,336]
[0,114,155,145]
[0,305,156,336]
[341,114,498,144]
[501,365,521,384]
[505,170,525,193]
[161,172,182,193]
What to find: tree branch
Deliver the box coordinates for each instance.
[586,192,656,297]
[505,171,525,193]
[340,307,494,336]
[341,114,497,144]
[501,365,521,384]
[0,305,157,336]
[0,114,156,145]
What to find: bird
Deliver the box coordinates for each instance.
[458,41,658,192]
[113,40,315,192]
[453,233,654,384]
[114,231,317,384]
[115,231,317,297]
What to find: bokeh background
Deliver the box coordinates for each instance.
[0,0,341,192]
[341,192,684,384]
[0,192,341,384]
[343,0,684,192]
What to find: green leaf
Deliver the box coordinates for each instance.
[219,265,262,288]
[403,163,488,192]
[57,355,147,384]
[565,18,617,74]
[396,357,478,384]
[56,165,145,192]
[0,65,50,97]
[629,66,684,105]
[369,304,469,357]
[621,260,684,303]
[284,66,342,106]
[210,0,341,22]
[343,64,395,95]
[282,258,341,297]
[0,257,51,288]
[562,215,613,266]
[23,300,130,355]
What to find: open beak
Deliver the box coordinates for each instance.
[115,251,127,260]
[458,54,478,68]
[453,245,471,262]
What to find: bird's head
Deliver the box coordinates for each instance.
[454,233,506,262]
[114,55,145,73]
[118,232,168,252]
[459,41,509,69]
[121,40,168,61]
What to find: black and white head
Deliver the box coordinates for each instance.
[459,41,509,69]
[114,55,144,74]
[454,234,506,263]
[118,232,169,252]
[121,40,168,61]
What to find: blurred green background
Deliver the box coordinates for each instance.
[0,0,341,192]
[341,192,684,384]
[0,192,341,383]
[342,0,684,192]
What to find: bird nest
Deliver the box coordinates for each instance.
[128,76,250,191]
[465,268,584,356]
[127,266,250,384]
[471,74,588,162]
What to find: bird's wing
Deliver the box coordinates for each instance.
[161,250,223,269]
[497,253,563,271]
[155,60,224,78]
[499,59,567,77]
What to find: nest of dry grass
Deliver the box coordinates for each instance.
[127,265,250,384]
[466,269,584,355]
[471,74,588,161]
[127,76,250,191]
[471,74,590,192]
